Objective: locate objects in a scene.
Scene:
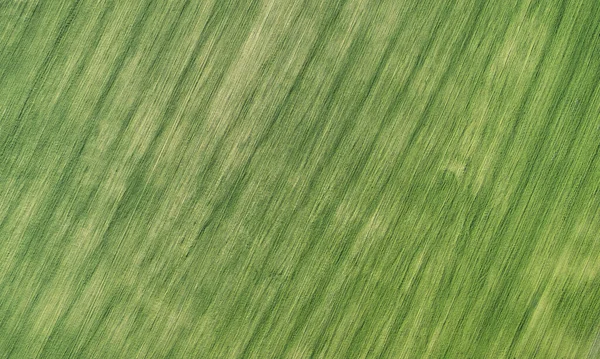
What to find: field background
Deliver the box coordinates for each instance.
[1,0,600,357]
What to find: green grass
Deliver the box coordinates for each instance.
[1,0,600,357]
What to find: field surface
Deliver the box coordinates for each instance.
[1,0,600,357]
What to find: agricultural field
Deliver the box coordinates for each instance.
[1,0,600,357]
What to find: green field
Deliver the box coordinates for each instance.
[1,0,600,357]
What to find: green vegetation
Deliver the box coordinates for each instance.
[1,0,599,357]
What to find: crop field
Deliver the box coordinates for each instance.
[1,0,600,357]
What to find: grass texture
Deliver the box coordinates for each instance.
[1,0,600,357]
